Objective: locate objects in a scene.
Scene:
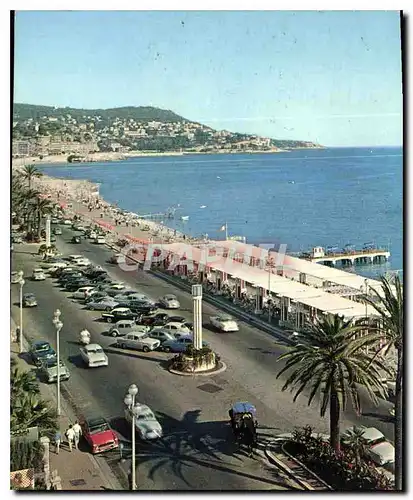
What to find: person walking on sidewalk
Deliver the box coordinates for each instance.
[73,421,82,450]
[65,425,75,452]
[54,431,62,454]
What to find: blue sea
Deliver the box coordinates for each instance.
[39,147,403,280]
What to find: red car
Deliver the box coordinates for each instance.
[80,416,119,454]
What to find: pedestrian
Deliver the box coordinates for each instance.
[72,421,82,449]
[15,327,20,345]
[65,425,75,452]
[54,430,62,454]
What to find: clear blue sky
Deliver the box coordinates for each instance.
[14,10,402,147]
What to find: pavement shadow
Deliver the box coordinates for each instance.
[18,352,35,367]
[116,409,287,489]
[67,354,87,369]
[104,345,171,369]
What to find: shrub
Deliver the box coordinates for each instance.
[285,426,393,491]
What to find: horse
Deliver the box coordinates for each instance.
[239,416,258,457]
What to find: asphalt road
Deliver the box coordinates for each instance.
[10,227,395,490]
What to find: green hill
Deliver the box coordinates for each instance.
[13,103,187,123]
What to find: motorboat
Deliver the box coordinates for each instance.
[181,216,189,221]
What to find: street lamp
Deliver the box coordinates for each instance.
[53,309,63,416]
[124,383,139,491]
[18,271,25,353]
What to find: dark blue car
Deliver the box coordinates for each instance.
[161,336,209,353]
[30,340,56,366]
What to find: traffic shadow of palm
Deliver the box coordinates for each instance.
[114,409,275,488]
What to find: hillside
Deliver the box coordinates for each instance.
[13,103,187,123]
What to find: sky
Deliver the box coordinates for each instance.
[13,10,403,147]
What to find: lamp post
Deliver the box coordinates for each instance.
[52,310,63,416]
[124,383,138,491]
[18,271,25,353]
[192,285,203,349]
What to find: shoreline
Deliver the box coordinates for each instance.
[12,146,325,168]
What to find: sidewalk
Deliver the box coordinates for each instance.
[10,318,124,491]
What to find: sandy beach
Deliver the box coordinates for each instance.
[32,172,203,247]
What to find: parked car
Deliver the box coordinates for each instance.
[53,227,62,235]
[113,290,142,302]
[167,316,186,323]
[102,307,139,323]
[72,286,95,300]
[71,236,81,244]
[32,268,46,281]
[11,271,21,284]
[95,236,106,244]
[86,297,118,311]
[65,279,92,292]
[41,258,67,269]
[343,426,395,467]
[124,404,163,440]
[72,257,91,267]
[210,315,239,332]
[153,322,191,335]
[109,320,149,337]
[38,358,70,383]
[79,344,109,368]
[85,290,109,301]
[30,340,56,366]
[108,253,125,264]
[23,293,38,307]
[159,294,180,309]
[67,254,84,262]
[59,271,84,284]
[148,329,177,344]
[80,416,119,454]
[116,331,160,352]
[162,336,209,353]
[139,313,170,327]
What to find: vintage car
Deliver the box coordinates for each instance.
[109,320,149,338]
[72,286,95,300]
[101,307,139,323]
[161,336,209,353]
[71,235,81,244]
[80,416,119,454]
[116,331,160,352]
[79,344,109,368]
[32,268,46,281]
[343,426,395,467]
[153,322,191,335]
[95,236,106,244]
[86,297,119,311]
[11,271,21,284]
[38,358,70,383]
[23,293,38,307]
[158,294,181,309]
[210,314,239,332]
[30,340,56,366]
[124,403,163,440]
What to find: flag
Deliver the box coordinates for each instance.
[219,224,227,231]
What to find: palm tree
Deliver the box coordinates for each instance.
[21,164,42,190]
[10,365,40,403]
[276,314,387,452]
[364,275,403,490]
[11,393,57,435]
[33,197,54,238]
[342,426,367,467]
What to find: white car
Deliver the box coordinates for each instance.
[79,344,109,368]
[63,219,72,225]
[95,236,106,244]
[116,331,160,352]
[124,403,163,440]
[153,322,191,334]
[159,294,180,309]
[89,231,97,239]
[107,282,126,291]
[68,254,84,262]
[210,314,239,332]
[32,268,46,281]
[87,297,119,311]
[72,257,91,267]
[343,426,395,466]
[11,271,21,284]
[73,286,95,300]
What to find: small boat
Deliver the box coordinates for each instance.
[181,216,189,221]
[200,205,207,209]
[217,176,221,179]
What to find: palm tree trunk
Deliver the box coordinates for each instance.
[37,210,41,239]
[330,389,341,453]
[394,346,403,490]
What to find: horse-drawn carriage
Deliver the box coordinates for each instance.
[229,402,258,456]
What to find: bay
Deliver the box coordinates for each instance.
[39,146,403,280]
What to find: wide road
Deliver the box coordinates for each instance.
[11,228,394,490]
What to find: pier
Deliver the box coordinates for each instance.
[299,246,390,267]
